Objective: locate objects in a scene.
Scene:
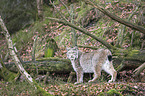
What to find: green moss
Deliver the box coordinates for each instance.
[0,67,19,82]
[45,48,54,57]
[107,89,122,96]
[98,92,105,96]
[99,89,123,96]
[0,58,19,82]
[32,79,53,96]
[128,50,139,57]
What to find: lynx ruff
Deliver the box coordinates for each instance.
[67,47,117,84]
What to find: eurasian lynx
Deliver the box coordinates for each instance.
[67,47,117,84]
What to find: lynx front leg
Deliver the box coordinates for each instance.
[75,68,83,84]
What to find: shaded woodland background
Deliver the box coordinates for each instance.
[0,0,145,95]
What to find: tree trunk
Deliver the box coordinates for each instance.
[0,16,52,96]
[0,16,33,83]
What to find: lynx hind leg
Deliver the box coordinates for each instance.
[88,65,101,83]
[88,53,104,83]
[102,61,117,83]
[74,68,84,84]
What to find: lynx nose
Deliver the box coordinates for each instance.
[69,55,75,60]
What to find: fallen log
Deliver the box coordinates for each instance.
[3,55,144,74]
[4,57,73,74]
[113,49,145,71]
[4,49,145,74]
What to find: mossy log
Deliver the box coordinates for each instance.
[3,50,145,74]
[113,49,145,71]
[3,49,145,74]
[4,57,73,74]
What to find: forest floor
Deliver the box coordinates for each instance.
[0,69,145,96]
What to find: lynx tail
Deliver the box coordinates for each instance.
[108,55,112,61]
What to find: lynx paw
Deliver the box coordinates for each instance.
[74,82,82,84]
[108,80,113,83]
[88,80,94,83]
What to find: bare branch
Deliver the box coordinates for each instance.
[133,62,145,76]
[46,17,116,51]
[84,0,145,34]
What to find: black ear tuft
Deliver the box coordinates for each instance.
[108,55,112,61]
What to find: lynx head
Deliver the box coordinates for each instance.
[67,46,78,61]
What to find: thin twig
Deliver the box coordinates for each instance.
[49,0,68,21]
[32,35,39,74]
[32,35,38,61]
[59,0,71,15]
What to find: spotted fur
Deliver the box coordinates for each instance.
[67,47,117,84]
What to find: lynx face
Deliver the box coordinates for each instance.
[67,47,117,84]
[67,47,78,61]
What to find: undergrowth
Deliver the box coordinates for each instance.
[0,71,144,96]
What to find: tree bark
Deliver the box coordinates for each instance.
[4,58,72,73]
[37,0,43,20]
[0,16,33,83]
[0,16,52,96]
[84,0,145,34]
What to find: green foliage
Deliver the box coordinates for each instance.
[0,59,18,82]
[99,89,123,96]
[45,48,54,57]
[128,50,139,57]
[11,4,54,53]
[33,79,53,96]
[0,67,18,82]
[35,37,58,58]
[75,2,92,22]
[107,89,122,96]
[12,20,49,50]
[0,81,39,96]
